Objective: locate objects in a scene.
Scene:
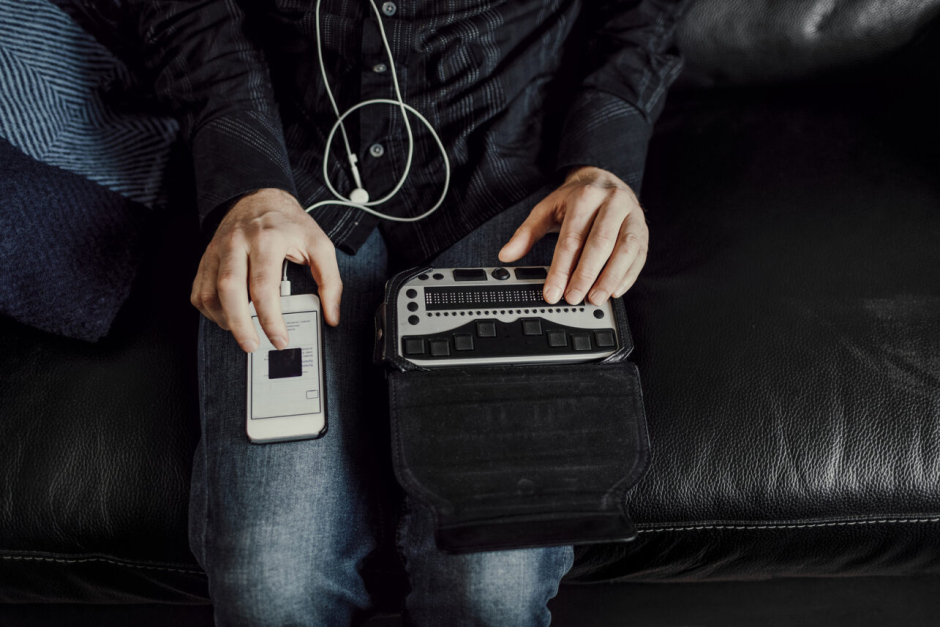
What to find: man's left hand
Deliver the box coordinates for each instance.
[498,166,648,306]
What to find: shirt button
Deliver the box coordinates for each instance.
[372,63,387,73]
[369,143,385,158]
[381,2,396,16]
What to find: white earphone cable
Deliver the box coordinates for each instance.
[307,0,449,222]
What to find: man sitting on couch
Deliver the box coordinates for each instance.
[132,0,686,624]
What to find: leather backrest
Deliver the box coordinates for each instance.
[677,0,940,83]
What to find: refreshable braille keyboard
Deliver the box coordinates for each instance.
[393,266,621,367]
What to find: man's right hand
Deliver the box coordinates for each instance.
[190,188,343,353]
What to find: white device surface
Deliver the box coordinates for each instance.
[395,266,621,368]
[246,294,327,444]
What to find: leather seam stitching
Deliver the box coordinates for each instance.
[0,554,205,575]
[637,516,940,533]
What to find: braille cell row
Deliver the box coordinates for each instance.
[423,307,590,317]
[425,289,543,305]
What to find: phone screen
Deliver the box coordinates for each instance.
[250,310,322,420]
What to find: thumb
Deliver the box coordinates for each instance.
[498,201,556,263]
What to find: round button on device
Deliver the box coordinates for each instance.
[406,288,417,299]
[432,273,444,280]
[408,315,419,325]
[418,274,429,280]
[407,302,418,312]
[369,143,385,158]
[593,309,605,319]
[381,2,397,16]
[492,267,510,280]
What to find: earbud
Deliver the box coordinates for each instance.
[346,155,370,204]
[349,188,370,204]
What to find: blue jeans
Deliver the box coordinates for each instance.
[190,185,575,626]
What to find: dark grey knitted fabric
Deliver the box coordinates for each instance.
[0,137,146,342]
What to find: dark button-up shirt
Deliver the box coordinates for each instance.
[132,0,687,265]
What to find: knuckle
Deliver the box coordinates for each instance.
[249,226,278,247]
[218,229,243,248]
[574,185,597,203]
[243,216,284,241]
[229,319,252,336]
[621,232,647,253]
[256,314,282,332]
[249,267,277,288]
[201,290,222,309]
[558,233,583,254]
[550,265,571,282]
[612,185,637,203]
[573,267,597,283]
[216,273,243,293]
[609,186,629,202]
[589,229,618,250]
[572,186,590,201]
[598,276,621,293]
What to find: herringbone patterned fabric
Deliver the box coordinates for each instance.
[0,0,178,208]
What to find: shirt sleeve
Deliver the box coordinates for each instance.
[129,0,297,236]
[556,0,689,194]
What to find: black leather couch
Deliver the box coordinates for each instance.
[2,1,940,623]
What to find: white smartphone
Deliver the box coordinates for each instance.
[246,293,327,444]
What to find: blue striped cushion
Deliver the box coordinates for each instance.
[0,0,178,207]
[0,0,180,341]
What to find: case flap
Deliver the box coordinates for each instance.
[388,362,650,553]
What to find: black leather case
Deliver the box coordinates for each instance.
[375,267,651,553]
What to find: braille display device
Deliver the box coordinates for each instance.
[387,266,622,368]
[375,265,650,554]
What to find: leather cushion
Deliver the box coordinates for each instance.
[569,79,940,581]
[2,81,939,602]
[677,0,940,84]
[0,171,208,602]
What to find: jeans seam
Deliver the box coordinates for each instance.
[199,316,212,574]
[393,493,413,618]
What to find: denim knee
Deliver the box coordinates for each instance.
[402,544,574,627]
[206,521,374,626]
[209,542,311,625]
[457,547,573,626]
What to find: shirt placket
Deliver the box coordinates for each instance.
[357,2,404,213]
